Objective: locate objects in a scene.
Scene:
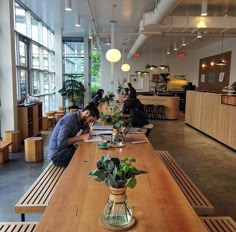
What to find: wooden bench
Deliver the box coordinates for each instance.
[0,222,37,231]
[0,141,13,163]
[157,150,215,216]
[200,216,236,232]
[15,162,65,221]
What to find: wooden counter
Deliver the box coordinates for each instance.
[138,95,180,119]
[185,91,236,150]
[35,134,207,232]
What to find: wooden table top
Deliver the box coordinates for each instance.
[35,134,207,232]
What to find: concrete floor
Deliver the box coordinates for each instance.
[0,112,235,222]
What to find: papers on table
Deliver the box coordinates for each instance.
[92,125,113,130]
[91,130,113,136]
[84,136,103,142]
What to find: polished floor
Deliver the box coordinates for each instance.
[0,112,235,223]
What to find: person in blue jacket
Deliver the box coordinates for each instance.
[48,102,99,167]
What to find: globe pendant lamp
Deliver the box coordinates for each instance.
[121,43,130,72]
[106,22,121,62]
[121,63,130,72]
[106,5,121,63]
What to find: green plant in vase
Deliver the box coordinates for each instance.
[88,155,147,229]
[100,111,132,144]
[100,91,115,107]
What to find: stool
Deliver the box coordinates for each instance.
[3,130,21,152]
[24,137,43,162]
[55,113,64,123]
[0,141,13,163]
[42,116,49,130]
[58,106,66,113]
[155,105,166,120]
[144,104,155,119]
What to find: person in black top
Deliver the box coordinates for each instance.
[122,95,153,136]
[127,82,136,99]
[92,89,104,107]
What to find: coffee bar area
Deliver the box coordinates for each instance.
[130,70,190,115]
[185,51,236,150]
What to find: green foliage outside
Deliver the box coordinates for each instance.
[91,51,101,97]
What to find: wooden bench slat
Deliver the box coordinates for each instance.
[157,150,215,216]
[18,163,62,204]
[36,167,65,204]
[159,151,210,206]
[0,222,37,232]
[15,162,65,216]
[200,216,236,232]
[28,166,64,204]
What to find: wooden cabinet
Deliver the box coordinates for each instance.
[185,91,236,150]
[18,103,42,141]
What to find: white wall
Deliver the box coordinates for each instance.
[101,38,236,93]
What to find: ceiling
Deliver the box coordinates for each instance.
[22,0,236,58]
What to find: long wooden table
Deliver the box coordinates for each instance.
[35,134,207,232]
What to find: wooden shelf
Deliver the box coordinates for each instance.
[18,103,43,142]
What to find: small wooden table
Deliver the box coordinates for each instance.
[0,141,13,163]
[35,134,207,232]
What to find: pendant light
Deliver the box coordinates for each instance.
[106,5,121,63]
[216,33,226,66]
[201,0,208,16]
[121,42,131,72]
[65,0,72,11]
[75,14,80,27]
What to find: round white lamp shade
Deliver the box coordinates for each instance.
[121,63,130,72]
[106,48,121,62]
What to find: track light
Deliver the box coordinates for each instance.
[174,40,177,51]
[65,0,72,11]
[88,28,92,39]
[75,14,80,27]
[182,37,186,47]
[216,33,226,66]
[201,0,208,16]
[197,31,202,39]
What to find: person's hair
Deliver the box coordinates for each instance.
[123,87,129,95]
[96,89,104,97]
[128,83,132,88]
[83,102,100,118]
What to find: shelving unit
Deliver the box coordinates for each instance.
[18,103,43,142]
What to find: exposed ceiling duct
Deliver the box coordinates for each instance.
[127,0,181,59]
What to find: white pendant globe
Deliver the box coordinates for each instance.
[121,63,130,72]
[106,48,121,62]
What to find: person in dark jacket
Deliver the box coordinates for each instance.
[92,89,104,107]
[127,82,136,99]
[122,95,153,136]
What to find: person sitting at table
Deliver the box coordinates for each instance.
[92,89,104,107]
[127,82,136,99]
[48,102,99,167]
[122,87,129,102]
[122,95,153,137]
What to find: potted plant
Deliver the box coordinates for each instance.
[88,154,147,229]
[100,91,115,106]
[100,111,132,145]
[58,74,85,109]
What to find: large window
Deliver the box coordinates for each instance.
[63,39,85,108]
[15,3,26,35]
[15,1,55,113]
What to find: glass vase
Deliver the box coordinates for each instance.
[111,129,124,146]
[102,187,133,227]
